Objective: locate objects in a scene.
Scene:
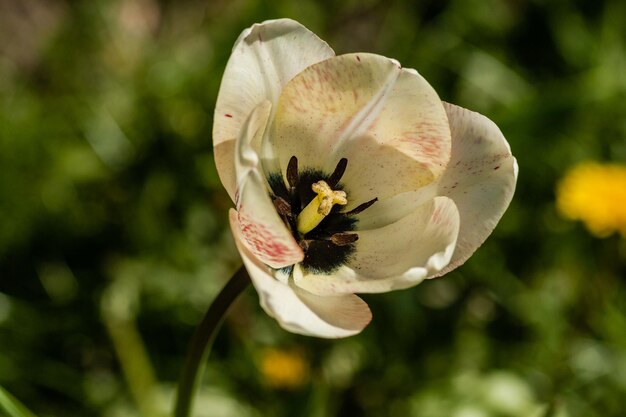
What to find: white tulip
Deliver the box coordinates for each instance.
[213,19,518,338]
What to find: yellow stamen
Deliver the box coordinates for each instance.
[297,180,347,234]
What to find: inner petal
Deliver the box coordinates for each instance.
[272,53,402,175]
[293,197,460,295]
[351,196,459,279]
[353,182,439,231]
[272,53,451,207]
[338,135,436,211]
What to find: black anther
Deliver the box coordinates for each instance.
[327,158,348,187]
[287,156,299,188]
[273,196,292,218]
[330,232,359,246]
[343,197,378,216]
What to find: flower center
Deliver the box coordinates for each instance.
[297,180,347,234]
[267,156,377,274]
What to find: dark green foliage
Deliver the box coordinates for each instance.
[1,0,625,416]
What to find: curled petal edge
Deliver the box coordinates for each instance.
[234,101,304,269]
[230,210,372,338]
[429,103,518,278]
[213,18,335,201]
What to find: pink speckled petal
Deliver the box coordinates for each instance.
[294,197,460,295]
[213,19,335,201]
[430,103,518,277]
[234,102,303,269]
[273,53,451,207]
[338,67,451,208]
[230,210,372,338]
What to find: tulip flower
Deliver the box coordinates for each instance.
[212,18,517,338]
[175,18,518,417]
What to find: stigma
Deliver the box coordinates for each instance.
[297,180,347,234]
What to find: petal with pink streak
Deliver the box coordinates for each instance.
[234,102,303,269]
[230,210,372,338]
[213,19,335,201]
[273,53,450,207]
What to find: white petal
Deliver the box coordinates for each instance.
[273,53,451,207]
[354,182,438,230]
[294,197,460,295]
[213,19,335,201]
[338,67,451,208]
[273,53,399,171]
[230,210,372,338]
[234,103,303,269]
[431,103,518,277]
[234,101,271,185]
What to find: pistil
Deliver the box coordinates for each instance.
[297,180,347,234]
[267,156,379,273]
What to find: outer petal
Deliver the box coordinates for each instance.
[230,210,372,338]
[213,19,335,201]
[294,197,460,295]
[273,53,451,207]
[234,102,303,269]
[431,103,518,277]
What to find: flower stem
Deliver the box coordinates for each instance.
[174,266,250,417]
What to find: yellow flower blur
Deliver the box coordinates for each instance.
[556,162,626,237]
[259,348,309,389]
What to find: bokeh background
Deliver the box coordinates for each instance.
[1,0,625,416]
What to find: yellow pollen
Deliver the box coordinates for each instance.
[297,180,347,234]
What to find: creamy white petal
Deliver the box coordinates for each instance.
[234,103,303,269]
[273,53,400,172]
[273,53,451,208]
[430,103,518,277]
[338,67,451,208]
[294,197,460,295]
[213,19,335,201]
[354,182,439,231]
[230,210,372,338]
[234,101,271,185]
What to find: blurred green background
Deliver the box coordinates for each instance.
[1,0,625,416]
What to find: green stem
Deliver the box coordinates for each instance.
[174,265,250,417]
